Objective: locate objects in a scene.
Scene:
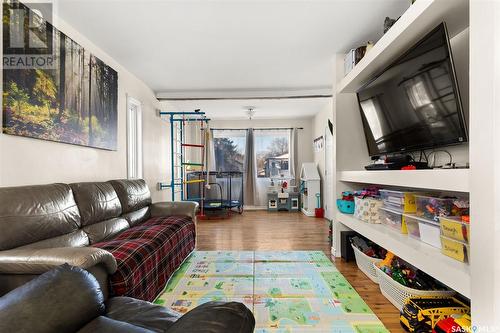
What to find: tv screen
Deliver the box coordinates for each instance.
[357,22,468,157]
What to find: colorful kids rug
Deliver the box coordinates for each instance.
[155,251,388,333]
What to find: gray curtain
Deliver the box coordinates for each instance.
[243,128,257,206]
[289,127,298,185]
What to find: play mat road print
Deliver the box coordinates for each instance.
[155,251,389,333]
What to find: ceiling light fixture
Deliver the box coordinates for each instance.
[246,107,256,120]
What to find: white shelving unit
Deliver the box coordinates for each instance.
[338,169,469,193]
[331,0,480,315]
[337,0,469,93]
[337,212,470,297]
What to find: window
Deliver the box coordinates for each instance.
[254,129,290,178]
[212,129,246,172]
[127,96,142,179]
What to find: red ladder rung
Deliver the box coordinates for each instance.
[181,143,205,148]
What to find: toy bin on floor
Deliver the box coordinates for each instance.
[354,197,383,223]
[374,265,456,311]
[351,245,382,284]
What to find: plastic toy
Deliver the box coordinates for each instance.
[377,252,395,270]
[400,297,470,333]
[433,314,471,333]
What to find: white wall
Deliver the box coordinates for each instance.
[312,100,333,182]
[0,16,170,202]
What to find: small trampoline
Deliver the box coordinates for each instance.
[186,171,243,217]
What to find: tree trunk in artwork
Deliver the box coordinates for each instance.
[88,56,93,146]
[56,33,66,123]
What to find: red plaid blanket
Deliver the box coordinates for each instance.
[93,216,196,301]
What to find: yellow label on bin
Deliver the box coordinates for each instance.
[440,220,469,242]
[441,237,467,262]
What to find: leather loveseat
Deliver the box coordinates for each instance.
[0,264,255,333]
[0,179,198,301]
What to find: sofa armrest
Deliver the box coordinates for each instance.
[151,201,199,219]
[0,247,117,275]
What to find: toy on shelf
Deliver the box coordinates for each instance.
[400,296,470,333]
[415,195,469,222]
[337,191,355,214]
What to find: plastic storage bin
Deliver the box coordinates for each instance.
[379,190,417,213]
[351,245,382,283]
[441,236,469,263]
[379,207,406,233]
[415,195,455,222]
[404,214,421,239]
[439,216,470,243]
[354,197,383,224]
[404,214,441,248]
[374,265,456,310]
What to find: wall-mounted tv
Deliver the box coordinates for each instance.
[357,22,468,157]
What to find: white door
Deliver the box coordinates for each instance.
[324,125,334,220]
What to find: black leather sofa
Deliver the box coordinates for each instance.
[0,264,255,333]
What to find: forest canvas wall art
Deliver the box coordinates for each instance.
[2,2,118,150]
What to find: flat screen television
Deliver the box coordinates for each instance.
[357,22,468,157]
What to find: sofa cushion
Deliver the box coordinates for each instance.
[109,179,151,214]
[93,216,196,301]
[83,218,130,244]
[17,230,89,249]
[71,182,122,226]
[0,264,105,333]
[0,183,81,250]
[121,206,151,227]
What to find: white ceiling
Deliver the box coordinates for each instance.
[56,0,409,95]
[161,98,331,120]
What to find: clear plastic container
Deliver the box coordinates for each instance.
[415,195,455,222]
[439,216,470,243]
[404,214,441,248]
[441,235,469,263]
[379,207,405,233]
[380,190,417,213]
[404,214,421,239]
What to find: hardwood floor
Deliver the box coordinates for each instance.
[196,210,405,333]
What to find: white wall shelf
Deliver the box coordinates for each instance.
[337,0,469,93]
[337,169,469,193]
[336,212,470,298]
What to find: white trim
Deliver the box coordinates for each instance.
[126,95,143,179]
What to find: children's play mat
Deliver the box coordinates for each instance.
[155,251,389,333]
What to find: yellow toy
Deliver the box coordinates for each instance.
[400,296,470,332]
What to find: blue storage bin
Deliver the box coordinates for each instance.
[337,199,355,214]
